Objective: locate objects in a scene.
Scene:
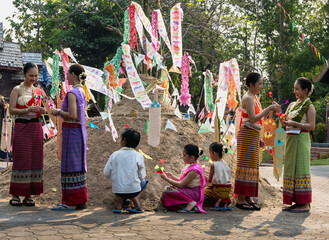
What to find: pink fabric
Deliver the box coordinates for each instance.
[179,163,206,213]
[161,163,206,213]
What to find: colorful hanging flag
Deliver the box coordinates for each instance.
[165,119,177,132]
[179,53,191,106]
[170,3,183,68]
[90,122,100,130]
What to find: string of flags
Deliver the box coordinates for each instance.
[277,1,328,66]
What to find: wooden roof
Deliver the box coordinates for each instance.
[0,22,3,50]
[314,64,329,85]
[22,52,43,66]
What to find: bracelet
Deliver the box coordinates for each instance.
[301,123,304,129]
[56,109,61,115]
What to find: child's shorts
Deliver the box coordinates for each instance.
[115,178,148,199]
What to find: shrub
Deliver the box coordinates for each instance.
[313,122,327,143]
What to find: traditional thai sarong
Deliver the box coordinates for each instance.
[234,125,260,197]
[60,88,88,206]
[283,131,312,204]
[204,184,231,201]
[283,98,312,205]
[10,88,44,196]
[161,163,206,213]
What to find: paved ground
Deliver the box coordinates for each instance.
[0,163,328,239]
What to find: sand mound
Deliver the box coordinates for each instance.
[0,75,281,210]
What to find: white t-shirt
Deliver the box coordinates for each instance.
[212,161,231,185]
[104,147,146,194]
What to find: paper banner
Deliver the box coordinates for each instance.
[273,123,285,181]
[152,11,160,51]
[171,3,183,68]
[148,101,161,147]
[198,123,215,134]
[155,9,172,53]
[61,50,71,93]
[90,122,100,130]
[203,70,215,112]
[122,44,152,109]
[165,119,177,132]
[128,4,138,50]
[108,109,118,142]
[179,54,191,106]
[133,2,160,51]
[216,59,241,120]
[0,109,12,154]
[50,53,60,99]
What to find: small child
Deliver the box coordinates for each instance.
[104,128,147,214]
[204,142,232,211]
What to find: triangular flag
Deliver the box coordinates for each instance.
[90,122,100,130]
[165,119,178,132]
[105,124,111,132]
[198,123,215,133]
[126,123,130,128]
[187,104,196,115]
[175,106,182,119]
[205,111,214,119]
[169,65,181,74]
[145,120,149,134]
[172,88,179,97]
[139,149,153,160]
[100,112,109,120]
[198,107,205,120]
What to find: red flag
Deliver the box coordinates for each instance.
[301,33,304,43]
[205,111,214,119]
[126,123,130,128]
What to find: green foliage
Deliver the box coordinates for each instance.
[313,122,327,143]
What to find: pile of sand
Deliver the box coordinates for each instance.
[0,75,281,210]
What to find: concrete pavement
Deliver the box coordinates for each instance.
[0,164,328,239]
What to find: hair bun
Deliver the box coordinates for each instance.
[198,148,203,156]
[223,146,228,155]
[79,72,87,81]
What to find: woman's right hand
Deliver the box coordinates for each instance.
[164,172,174,179]
[28,106,45,113]
[269,101,281,112]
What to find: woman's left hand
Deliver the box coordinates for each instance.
[160,173,169,181]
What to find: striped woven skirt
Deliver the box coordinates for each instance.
[283,132,312,205]
[61,122,88,206]
[10,119,44,196]
[234,125,260,197]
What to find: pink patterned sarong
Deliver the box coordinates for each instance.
[161,163,206,213]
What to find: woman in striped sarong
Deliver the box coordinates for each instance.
[8,62,46,206]
[51,64,88,210]
[234,72,280,210]
[281,78,315,213]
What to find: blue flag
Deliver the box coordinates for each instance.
[90,122,100,130]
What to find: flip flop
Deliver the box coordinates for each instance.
[126,206,144,214]
[113,208,122,214]
[23,199,35,207]
[9,198,22,207]
[236,203,254,210]
[51,204,76,211]
[224,207,233,211]
[289,209,310,213]
[210,205,226,211]
[177,208,196,213]
[247,202,261,211]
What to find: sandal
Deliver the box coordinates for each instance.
[247,202,261,211]
[23,198,35,207]
[177,208,196,213]
[210,205,226,211]
[236,203,254,210]
[126,206,144,214]
[9,198,22,207]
